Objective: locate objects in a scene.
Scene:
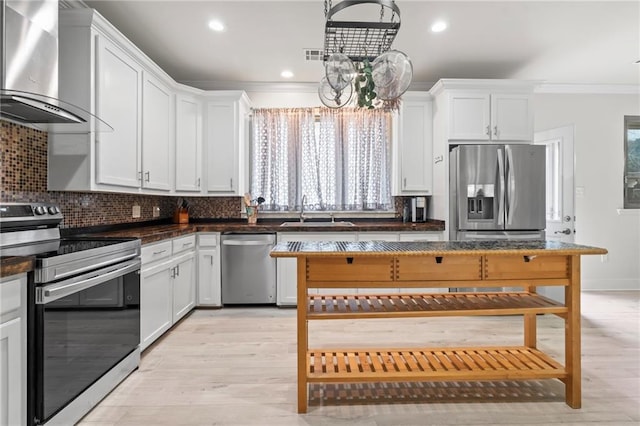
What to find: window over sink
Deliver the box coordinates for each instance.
[250,108,394,212]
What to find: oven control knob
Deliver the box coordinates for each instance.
[48,206,59,215]
[35,206,46,215]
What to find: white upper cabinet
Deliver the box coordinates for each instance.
[95,34,142,188]
[141,72,173,191]
[431,79,536,143]
[50,9,175,194]
[175,94,202,192]
[448,91,533,142]
[395,92,433,195]
[205,92,251,195]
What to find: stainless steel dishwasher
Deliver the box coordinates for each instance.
[221,233,276,304]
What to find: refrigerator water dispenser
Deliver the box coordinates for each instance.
[466,184,494,220]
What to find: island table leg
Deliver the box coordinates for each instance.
[297,256,308,413]
[523,285,537,348]
[564,255,581,408]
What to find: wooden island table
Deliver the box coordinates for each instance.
[269,240,607,413]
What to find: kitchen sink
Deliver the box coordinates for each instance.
[280,221,355,227]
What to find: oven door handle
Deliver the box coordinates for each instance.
[36,258,141,304]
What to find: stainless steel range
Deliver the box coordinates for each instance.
[0,203,141,426]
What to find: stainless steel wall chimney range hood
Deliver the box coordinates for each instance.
[0,0,109,132]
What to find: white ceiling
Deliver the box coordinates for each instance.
[80,0,640,90]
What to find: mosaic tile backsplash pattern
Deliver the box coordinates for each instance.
[1,121,404,229]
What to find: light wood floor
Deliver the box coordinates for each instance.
[79,291,639,425]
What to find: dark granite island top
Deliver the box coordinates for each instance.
[270,240,608,257]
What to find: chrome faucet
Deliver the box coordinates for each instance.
[300,195,307,223]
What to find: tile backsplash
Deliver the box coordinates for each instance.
[1,121,241,228]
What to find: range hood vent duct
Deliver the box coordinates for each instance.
[0,0,110,132]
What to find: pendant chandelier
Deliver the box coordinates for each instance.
[319,0,413,109]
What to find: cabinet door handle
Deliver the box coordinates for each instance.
[170,266,176,278]
[208,255,213,266]
[137,171,142,181]
[176,264,180,276]
[183,242,193,247]
[493,126,498,138]
[153,249,167,255]
[403,177,407,188]
[486,125,491,137]
[145,171,150,182]
[197,178,201,187]
[229,178,233,189]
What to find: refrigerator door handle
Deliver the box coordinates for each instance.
[506,146,516,225]
[497,149,505,226]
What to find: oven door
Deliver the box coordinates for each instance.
[31,258,140,425]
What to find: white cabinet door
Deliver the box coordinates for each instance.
[448,91,533,142]
[448,92,491,141]
[276,233,357,305]
[173,252,196,323]
[491,94,533,141]
[175,94,202,192]
[398,93,433,194]
[140,260,173,351]
[0,318,22,426]
[142,72,172,191]
[197,249,221,306]
[205,92,250,195]
[95,34,142,188]
[206,101,237,193]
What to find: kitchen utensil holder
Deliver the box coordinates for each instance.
[246,205,258,224]
[173,208,189,224]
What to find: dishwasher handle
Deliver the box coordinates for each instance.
[222,240,274,247]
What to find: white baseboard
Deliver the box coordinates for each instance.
[582,278,640,291]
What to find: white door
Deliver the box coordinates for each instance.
[535,125,575,303]
[176,95,202,192]
[96,35,142,188]
[534,125,575,243]
[142,73,172,191]
[206,101,237,193]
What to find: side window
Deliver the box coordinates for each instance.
[624,116,640,208]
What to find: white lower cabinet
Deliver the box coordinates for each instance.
[140,236,196,351]
[172,252,196,322]
[197,233,221,307]
[0,274,26,426]
[140,259,173,350]
[276,233,357,306]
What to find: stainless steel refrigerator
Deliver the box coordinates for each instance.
[449,144,546,241]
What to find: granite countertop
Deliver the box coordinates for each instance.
[86,219,446,245]
[0,219,445,276]
[1,256,35,278]
[270,240,608,257]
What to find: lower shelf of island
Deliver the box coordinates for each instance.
[307,346,567,383]
[306,292,568,319]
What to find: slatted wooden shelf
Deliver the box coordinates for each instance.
[307,292,567,319]
[307,346,566,383]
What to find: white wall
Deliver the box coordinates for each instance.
[246,90,320,108]
[534,93,640,290]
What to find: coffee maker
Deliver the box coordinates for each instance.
[404,196,427,222]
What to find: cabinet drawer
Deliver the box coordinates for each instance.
[172,235,196,254]
[306,257,394,282]
[141,240,172,264]
[198,233,218,247]
[396,256,483,281]
[484,255,570,280]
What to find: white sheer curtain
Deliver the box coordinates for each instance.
[251,107,393,212]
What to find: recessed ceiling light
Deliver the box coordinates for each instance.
[281,70,294,78]
[208,20,225,32]
[431,21,448,33]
